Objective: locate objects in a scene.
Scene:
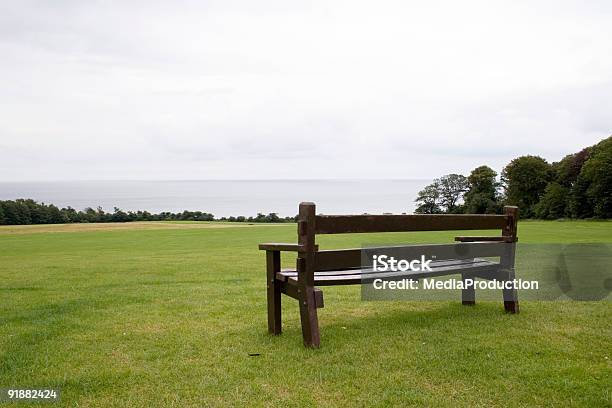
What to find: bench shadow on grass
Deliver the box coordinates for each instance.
[250,301,518,350]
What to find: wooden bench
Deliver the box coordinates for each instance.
[259,202,519,348]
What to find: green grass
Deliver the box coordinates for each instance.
[0,221,610,407]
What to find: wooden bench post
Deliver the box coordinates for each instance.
[461,273,476,305]
[266,249,282,334]
[297,202,321,348]
[502,206,519,313]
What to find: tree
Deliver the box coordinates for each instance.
[554,148,591,188]
[46,204,67,224]
[464,166,500,214]
[111,207,130,222]
[3,200,32,224]
[538,148,592,220]
[265,213,281,222]
[0,198,286,224]
[81,207,97,222]
[502,156,552,218]
[414,181,443,214]
[61,207,81,223]
[97,206,108,222]
[438,174,469,213]
[534,183,569,219]
[21,199,46,224]
[570,136,612,218]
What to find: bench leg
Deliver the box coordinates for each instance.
[266,251,282,335]
[298,286,321,348]
[461,273,475,305]
[502,269,519,314]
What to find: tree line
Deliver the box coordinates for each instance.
[2,136,609,225]
[415,135,612,218]
[0,199,296,225]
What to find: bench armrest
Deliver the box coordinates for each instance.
[258,243,319,251]
[455,236,511,242]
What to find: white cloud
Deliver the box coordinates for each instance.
[0,0,611,180]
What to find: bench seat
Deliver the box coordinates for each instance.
[277,258,500,286]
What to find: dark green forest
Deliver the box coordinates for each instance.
[0,201,295,225]
[415,135,612,219]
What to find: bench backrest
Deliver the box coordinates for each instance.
[296,202,518,275]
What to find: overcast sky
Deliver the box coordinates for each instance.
[1,0,611,181]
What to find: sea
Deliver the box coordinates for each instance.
[0,180,428,217]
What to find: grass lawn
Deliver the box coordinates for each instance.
[0,221,610,407]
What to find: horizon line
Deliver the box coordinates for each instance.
[0,178,435,183]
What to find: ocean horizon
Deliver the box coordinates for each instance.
[0,179,429,217]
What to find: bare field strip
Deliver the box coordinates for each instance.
[0,221,287,234]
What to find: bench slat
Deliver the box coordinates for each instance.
[314,242,507,271]
[259,243,319,251]
[455,236,509,242]
[315,214,507,234]
[282,258,490,278]
[278,258,500,286]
